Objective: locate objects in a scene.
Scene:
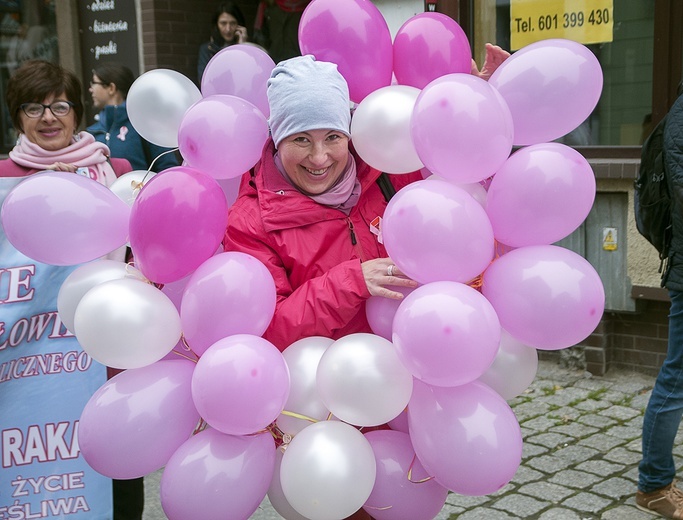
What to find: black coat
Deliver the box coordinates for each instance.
[664,93,683,291]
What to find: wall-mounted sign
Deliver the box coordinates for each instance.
[510,0,613,51]
[78,1,140,121]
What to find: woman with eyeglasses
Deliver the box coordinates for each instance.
[0,59,142,520]
[197,1,248,83]
[87,62,180,172]
[0,59,130,181]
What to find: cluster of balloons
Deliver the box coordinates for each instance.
[0,0,608,518]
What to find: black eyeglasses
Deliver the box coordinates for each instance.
[20,101,75,118]
[90,80,108,87]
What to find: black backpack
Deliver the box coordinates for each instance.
[634,114,671,272]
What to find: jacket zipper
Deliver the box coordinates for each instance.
[347,217,368,261]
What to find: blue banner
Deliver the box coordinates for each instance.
[0,178,112,518]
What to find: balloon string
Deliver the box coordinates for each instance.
[280,410,319,424]
[407,454,435,483]
[171,334,200,363]
[143,148,179,182]
[193,418,208,435]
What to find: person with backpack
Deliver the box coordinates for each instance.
[636,83,683,519]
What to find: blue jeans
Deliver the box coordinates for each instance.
[639,289,683,492]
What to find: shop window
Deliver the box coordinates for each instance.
[0,0,58,153]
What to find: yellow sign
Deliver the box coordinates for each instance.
[602,227,617,251]
[510,0,613,50]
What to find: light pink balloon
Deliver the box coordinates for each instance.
[486,143,596,247]
[488,38,603,146]
[180,251,276,357]
[79,360,200,479]
[161,429,276,520]
[365,285,416,341]
[363,430,448,520]
[1,171,129,265]
[393,12,471,89]
[411,73,514,183]
[298,0,393,103]
[408,379,522,496]
[129,166,228,284]
[392,282,501,387]
[482,245,605,350]
[178,95,269,180]
[191,334,290,435]
[200,43,275,117]
[382,179,495,284]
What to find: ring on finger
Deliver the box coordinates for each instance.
[387,264,395,277]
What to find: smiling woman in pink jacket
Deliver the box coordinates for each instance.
[223,55,420,353]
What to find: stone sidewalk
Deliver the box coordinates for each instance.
[143,359,668,519]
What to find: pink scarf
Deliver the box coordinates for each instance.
[274,152,361,214]
[9,131,117,186]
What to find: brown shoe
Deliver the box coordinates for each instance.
[637,481,683,519]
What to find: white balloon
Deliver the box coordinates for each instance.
[478,329,539,400]
[350,85,423,174]
[127,69,202,147]
[109,170,157,206]
[277,336,334,436]
[267,449,311,520]
[73,278,181,369]
[280,421,376,520]
[57,260,142,333]
[426,174,488,208]
[316,333,413,427]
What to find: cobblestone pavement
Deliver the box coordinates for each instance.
[143,359,668,519]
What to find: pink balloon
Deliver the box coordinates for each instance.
[486,143,596,247]
[129,166,228,284]
[382,179,495,284]
[392,282,501,387]
[393,13,471,89]
[365,285,416,340]
[411,73,514,184]
[160,428,276,520]
[217,175,242,207]
[1,171,128,265]
[79,360,200,479]
[387,408,409,433]
[180,252,277,357]
[200,43,275,117]
[408,379,523,496]
[482,245,605,350]
[363,430,448,520]
[178,95,269,180]
[191,334,290,435]
[488,38,603,145]
[298,0,393,103]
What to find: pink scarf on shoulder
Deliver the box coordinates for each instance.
[9,131,117,186]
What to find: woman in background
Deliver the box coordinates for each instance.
[197,1,248,83]
[88,62,179,172]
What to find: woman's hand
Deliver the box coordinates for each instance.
[235,25,248,44]
[47,162,77,172]
[471,43,510,81]
[361,258,418,300]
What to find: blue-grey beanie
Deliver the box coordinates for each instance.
[267,55,351,148]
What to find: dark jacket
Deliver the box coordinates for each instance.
[87,103,179,172]
[664,93,683,291]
